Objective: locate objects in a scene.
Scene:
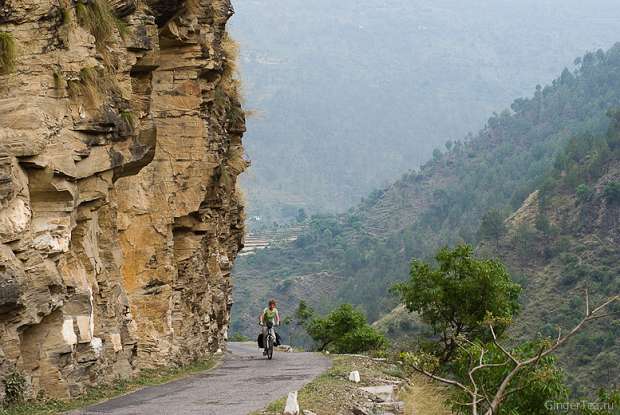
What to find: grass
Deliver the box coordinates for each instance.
[75,0,127,63]
[213,34,246,129]
[184,0,201,15]
[120,109,135,128]
[76,0,116,47]
[53,69,66,90]
[68,66,119,105]
[265,397,286,413]
[0,32,16,74]
[0,357,218,415]
[221,33,239,80]
[399,374,452,415]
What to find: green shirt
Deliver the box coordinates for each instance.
[262,307,279,324]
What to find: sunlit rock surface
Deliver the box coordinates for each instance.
[0,0,246,399]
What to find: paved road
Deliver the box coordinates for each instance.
[73,342,331,415]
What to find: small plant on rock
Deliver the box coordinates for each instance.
[75,0,127,59]
[0,32,17,74]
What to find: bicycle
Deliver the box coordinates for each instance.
[260,321,276,360]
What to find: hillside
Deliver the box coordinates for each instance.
[230,0,620,222]
[373,120,620,392]
[232,45,620,391]
[492,123,620,393]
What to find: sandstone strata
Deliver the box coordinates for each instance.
[0,0,246,399]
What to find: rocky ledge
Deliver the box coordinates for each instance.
[0,0,246,400]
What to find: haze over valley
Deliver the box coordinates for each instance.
[231,0,620,221]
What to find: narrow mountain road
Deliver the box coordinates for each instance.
[74,342,331,415]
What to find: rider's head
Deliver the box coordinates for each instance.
[268,299,276,309]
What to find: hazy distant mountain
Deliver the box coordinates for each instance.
[230,0,620,221]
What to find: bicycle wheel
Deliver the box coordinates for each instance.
[267,336,273,360]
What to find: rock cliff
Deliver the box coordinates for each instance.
[0,0,246,400]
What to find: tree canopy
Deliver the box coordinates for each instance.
[393,245,521,361]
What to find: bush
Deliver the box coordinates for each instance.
[603,181,620,204]
[3,371,26,404]
[0,32,16,74]
[305,304,387,353]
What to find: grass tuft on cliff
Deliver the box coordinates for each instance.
[76,0,126,54]
[68,67,120,105]
[0,32,17,74]
[217,33,246,128]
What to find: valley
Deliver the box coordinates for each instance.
[232,44,620,394]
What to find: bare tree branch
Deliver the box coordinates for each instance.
[490,325,518,365]
[409,293,618,415]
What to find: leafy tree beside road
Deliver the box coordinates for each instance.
[394,245,619,415]
[393,245,521,362]
[302,303,387,353]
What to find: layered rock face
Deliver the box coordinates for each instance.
[0,0,246,400]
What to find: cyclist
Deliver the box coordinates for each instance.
[259,299,280,355]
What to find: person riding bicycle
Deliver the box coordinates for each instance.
[258,299,280,355]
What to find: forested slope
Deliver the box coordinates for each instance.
[232,45,620,390]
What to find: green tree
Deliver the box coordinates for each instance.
[305,304,387,353]
[285,300,315,347]
[579,389,620,415]
[296,208,308,223]
[603,181,620,204]
[448,341,569,415]
[576,184,594,204]
[400,287,618,415]
[535,213,551,235]
[393,245,521,362]
[512,223,536,257]
[477,209,507,247]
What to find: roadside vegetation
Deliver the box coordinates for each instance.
[254,354,449,415]
[392,246,618,415]
[263,243,618,415]
[0,358,218,415]
[298,303,387,353]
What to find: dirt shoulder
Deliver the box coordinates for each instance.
[254,353,450,415]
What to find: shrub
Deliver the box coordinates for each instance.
[0,32,16,74]
[3,371,26,404]
[305,304,387,353]
[449,341,569,415]
[603,181,620,204]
